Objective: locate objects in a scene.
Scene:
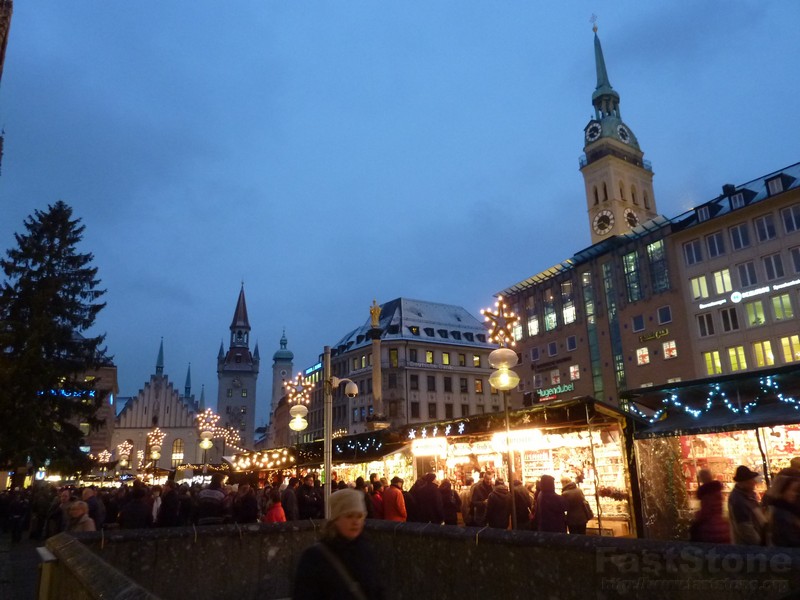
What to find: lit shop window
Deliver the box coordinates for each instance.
[623,251,642,302]
[781,335,800,363]
[753,341,775,367]
[728,346,748,372]
[713,269,733,295]
[550,369,561,385]
[772,294,794,321]
[703,351,723,375]
[569,365,580,381]
[636,348,650,366]
[647,240,670,293]
[544,289,557,331]
[745,301,766,327]
[690,276,709,300]
[662,341,678,359]
[528,316,540,336]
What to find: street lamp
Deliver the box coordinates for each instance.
[482,296,521,530]
[286,372,311,475]
[117,440,133,469]
[98,449,112,487]
[197,408,219,475]
[147,427,166,483]
[322,346,358,518]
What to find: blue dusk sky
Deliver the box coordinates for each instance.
[1,1,798,427]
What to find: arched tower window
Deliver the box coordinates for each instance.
[171,438,184,468]
[603,182,608,202]
[619,182,625,201]
[593,186,599,206]
[644,191,651,209]
[631,185,638,205]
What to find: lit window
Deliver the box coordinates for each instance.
[753,340,775,367]
[647,240,670,293]
[713,269,732,295]
[703,351,723,375]
[662,340,677,359]
[728,346,747,372]
[720,307,740,332]
[729,223,751,251]
[781,335,800,363]
[706,231,726,258]
[763,254,785,281]
[683,239,703,265]
[755,214,777,242]
[171,439,184,468]
[458,354,466,366]
[658,306,672,324]
[527,316,540,336]
[442,353,451,366]
[737,261,758,287]
[745,301,766,327]
[636,348,650,365]
[550,369,561,385]
[475,379,484,394]
[473,354,480,368]
[390,349,398,368]
[690,276,709,300]
[543,289,557,331]
[697,313,715,337]
[562,281,576,324]
[623,251,642,302]
[569,365,580,380]
[772,294,794,321]
[425,351,434,364]
[241,389,247,397]
[512,321,523,341]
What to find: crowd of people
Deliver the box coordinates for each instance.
[689,460,800,547]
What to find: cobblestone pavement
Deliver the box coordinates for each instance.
[0,534,42,600]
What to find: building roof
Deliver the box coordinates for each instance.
[330,297,493,355]
[230,285,250,330]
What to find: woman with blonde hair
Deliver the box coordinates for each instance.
[66,501,96,533]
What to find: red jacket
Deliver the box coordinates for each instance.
[690,481,730,544]
[382,485,407,522]
[262,502,286,524]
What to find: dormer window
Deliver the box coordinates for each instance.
[697,206,710,222]
[767,177,784,196]
[437,329,448,338]
[731,193,745,209]
[423,327,434,337]
[464,332,474,342]
[451,331,461,340]
[408,326,420,336]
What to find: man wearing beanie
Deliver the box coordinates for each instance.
[293,488,385,599]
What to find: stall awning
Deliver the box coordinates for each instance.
[634,401,800,439]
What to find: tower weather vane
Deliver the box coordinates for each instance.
[590,13,598,32]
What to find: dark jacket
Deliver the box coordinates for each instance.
[769,498,800,547]
[561,482,589,528]
[119,498,152,529]
[535,477,566,533]
[471,480,494,527]
[410,478,443,524]
[281,486,299,521]
[156,488,180,527]
[728,484,764,545]
[486,484,511,529]
[293,533,385,600]
[297,484,323,520]
[439,483,461,526]
[689,481,730,544]
[233,490,259,523]
[512,482,532,529]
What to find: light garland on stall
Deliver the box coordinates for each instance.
[628,377,799,424]
[232,448,293,472]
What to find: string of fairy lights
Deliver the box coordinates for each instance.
[195,407,246,453]
[627,376,799,424]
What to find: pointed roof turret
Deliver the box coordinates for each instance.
[591,25,620,120]
[273,328,294,361]
[218,340,225,359]
[184,363,192,398]
[199,384,205,410]
[230,284,251,330]
[253,342,260,360]
[156,338,164,375]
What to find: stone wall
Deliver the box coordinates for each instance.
[44,521,800,600]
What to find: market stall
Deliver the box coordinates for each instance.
[405,396,641,537]
[627,365,800,540]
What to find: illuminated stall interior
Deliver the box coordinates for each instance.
[628,365,800,540]
[406,396,639,537]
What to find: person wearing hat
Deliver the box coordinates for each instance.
[728,465,766,545]
[292,488,385,599]
[382,476,407,522]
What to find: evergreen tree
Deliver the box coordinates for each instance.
[0,201,108,474]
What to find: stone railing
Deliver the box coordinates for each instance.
[42,521,800,600]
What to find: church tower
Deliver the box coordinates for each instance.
[580,24,658,244]
[270,330,294,429]
[217,285,259,449]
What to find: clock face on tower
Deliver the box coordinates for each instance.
[586,121,602,143]
[280,369,288,378]
[593,209,615,235]
[624,208,639,229]
[617,124,631,144]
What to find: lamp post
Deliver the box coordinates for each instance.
[286,373,310,476]
[322,346,359,519]
[197,408,219,477]
[98,449,112,487]
[482,296,521,530]
[147,427,166,484]
[117,440,133,471]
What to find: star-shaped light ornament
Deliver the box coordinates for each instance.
[481,296,519,348]
[285,372,312,405]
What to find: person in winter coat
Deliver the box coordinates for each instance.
[355,477,375,519]
[560,477,590,535]
[382,477,407,522]
[459,477,475,526]
[281,478,300,521]
[535,475,566,533]
[156,481,181,527]
[293,489,385,600]
[233,484,260,523]
[66,501,96,533]
[410,473,444,524]
[371,481,385,520]
[728,466,765,545]
[486,480,511,529]
[689,479,730,544]
[767,471,800,547]
[512,480,532,530]
[439,479,461,526]
[262,489,286,524]
[471,472,494,527]
[297,475,324,520]
[119,485,153,529]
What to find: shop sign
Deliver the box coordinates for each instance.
[536,382,575,401]
[492,428,545,452]
[638,328,669,343]
[411,437,447,458]
[698,278,800,309]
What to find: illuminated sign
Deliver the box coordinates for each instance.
[411,437,447,458]
[638,328,669,343]
[304,363,322,375]
[536,382,575,401]
[698,279,800,307]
